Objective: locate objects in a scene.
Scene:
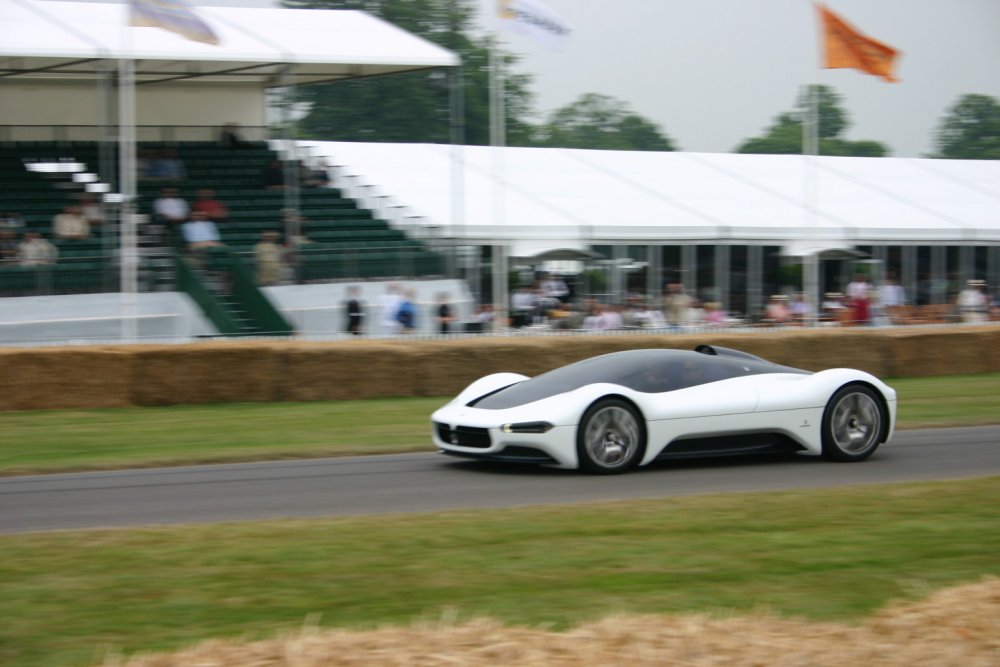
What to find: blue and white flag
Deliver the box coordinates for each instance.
[129,0,220,46]
[498,0,571,51]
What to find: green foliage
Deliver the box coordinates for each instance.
[736,85,888,157]
[933,93,1000,159]
[534,93,676,151]
[284,0,535,145]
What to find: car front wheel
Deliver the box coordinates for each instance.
[577,399,645,474]
[821,385,885,462]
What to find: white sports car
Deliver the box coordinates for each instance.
[432,345,897,474]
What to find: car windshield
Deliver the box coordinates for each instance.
[471,348,809,410]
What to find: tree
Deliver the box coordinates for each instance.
[735,85,888,157]
[282,0,535,146]
[533,93,676,151]
[933,94,1000,159]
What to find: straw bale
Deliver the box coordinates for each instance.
[130,342,283,406]
[0,346,132,411]
[278,341,424,401]
[884,327,1000,377]
[102,577,1000,667]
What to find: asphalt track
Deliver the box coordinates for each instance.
[2,426,998,534]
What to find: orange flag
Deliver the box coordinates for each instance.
[816,4,900,82]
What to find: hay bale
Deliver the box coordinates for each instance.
[884,327,1000,377]
[130,342,283,406]
[0,346,133,411]
[278,341,425,401]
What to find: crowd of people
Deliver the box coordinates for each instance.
[0,192,107,268]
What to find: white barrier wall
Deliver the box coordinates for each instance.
[0,279,475,345]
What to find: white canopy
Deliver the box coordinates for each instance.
[0,1,459,86]
[302,141,1000,253]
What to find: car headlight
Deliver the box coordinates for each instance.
[501,421,553,434]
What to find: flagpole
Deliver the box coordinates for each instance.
[119,20,139,343]
[801,83,820,327]
[488,32,509,329]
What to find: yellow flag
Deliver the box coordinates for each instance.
[816,3,899,82]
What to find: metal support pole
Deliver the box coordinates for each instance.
[118,51,138,343]
[902,244,917,305]
[646,245,661,301]
[448,66,466,283]
[930,244,946,304]
[748,244,763,320]
[488,34,509,325]
[681,244,696,299]
[714,244,730,312]
[279,65,301,242]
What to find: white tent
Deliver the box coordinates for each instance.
[302,141,1000,254]
[0,1,459,133]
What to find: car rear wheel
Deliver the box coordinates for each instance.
[821,385,885,462]
[577,399,644,474]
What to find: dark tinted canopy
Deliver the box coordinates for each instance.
[472,348,809,410]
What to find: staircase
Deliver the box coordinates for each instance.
[174,248,294,337]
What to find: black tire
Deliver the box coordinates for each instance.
[576,399,645,474]
[821,384,886,462]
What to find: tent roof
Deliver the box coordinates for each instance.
[301,141,1000,250]
[0,1,458,86]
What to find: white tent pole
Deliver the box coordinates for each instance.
[488,33,509,327]
[119,27,138,343]
[802,84,820,327]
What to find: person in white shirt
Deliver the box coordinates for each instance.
[378,283,404,335]
[52,204,90,240]
[18,232,58,266]
[153,187,189,225]
[956,280,988,323]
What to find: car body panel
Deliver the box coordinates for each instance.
[432,348,897,471]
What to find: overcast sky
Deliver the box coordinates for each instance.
[483,0,1000,157]
[74,0,1000,157]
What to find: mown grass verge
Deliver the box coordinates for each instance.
[2,477,999,667]
[1,373,999,476]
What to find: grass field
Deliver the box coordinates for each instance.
[1,373,999,476]
[2,477,999,667]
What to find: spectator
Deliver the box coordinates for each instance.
[78,194,104,228]
[345,285,364,335]
[0,211,25,231]
[254,231,284,286]
[396,289,418,333]
[468,304,494,333]
[820,292,847,324]
[788,292,811,323]
[378,283,404,335]
[540,272,570,304]
[879,273,906,308]
[704,301,727,325]
[192,188,229,223]
[510,285,537,328]
[181,211,222,250]
[663,282,692,328]
[52,204,90,240]
[305,159,331,188]
[0,228,19,263]
[263,159,285,190]
[846,272,872,325]
[153,187,190,226]
[219,122,249,149]
[147,148,186,181]
[763,294,792,324]
[597,303,624,330]
[18,232,58,266]
[956,279,989,324]
[435,292,455,334]
[582,303,603,330]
